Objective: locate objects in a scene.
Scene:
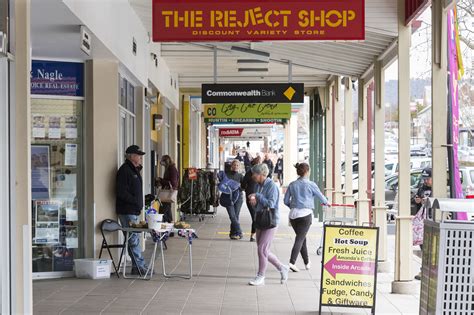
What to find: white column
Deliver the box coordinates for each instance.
[11,0,33,313]
[324,86,334,203]
[357,79,370,224]
[373,60,390,272]
[392,0,416,294]
[283,115,298,186]
[343,78,354,206]
[431,0,448,206]
[333,78,344,204]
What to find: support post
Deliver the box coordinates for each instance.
[343,78,354,206]
[392,0,416,294]
[373,60,390,273]
[357,79,370,224]
[333,77,344,204]
[323,86,334,203]
[283,115,298,187]
[431,0,448,206]
[11,0,33,313]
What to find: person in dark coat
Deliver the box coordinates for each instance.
[156,155,179,223]
[225,159,244,240]
[275,155,284,186]
[263,153,274,179]
[241,156,262,242]
[243,152,252,172]
[116,145,148,275]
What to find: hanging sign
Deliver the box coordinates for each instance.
[202,83,304,103]
[319,225,379,314]
[206,118,286,124]
[204,103,291,122]
[152,0,365,42]
[188,168,198,180]
[219,127,272,138]
[31,60,84,97]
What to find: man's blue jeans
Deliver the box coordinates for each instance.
[225,194,243,237]
[118,214,147,271]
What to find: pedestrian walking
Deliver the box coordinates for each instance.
[116,145,148,275]
[222,160,244,240]
[241,156,262,242]
[284,163,329,272]
[247,164,289,286]
[263,153,274,179]
[275,155,284,186]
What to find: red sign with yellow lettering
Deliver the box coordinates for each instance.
[152,0,365,42]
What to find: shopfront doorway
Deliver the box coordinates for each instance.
[30,60,85,279]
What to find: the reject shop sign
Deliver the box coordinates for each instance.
[152,0,364,42]
[219,128,272,138]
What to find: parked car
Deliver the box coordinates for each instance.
[411,144,428,157]
[384,169,424,211]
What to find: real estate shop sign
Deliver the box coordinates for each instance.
[202,83,304,104]
[31,60,84,97]
[152,0,365,41]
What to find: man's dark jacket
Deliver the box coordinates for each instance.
[116,159,143,215]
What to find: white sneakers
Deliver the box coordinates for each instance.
[249,264,291,286]
[280,265,289,284]
[289,263,300,272]
[289,261,311,272]
[249,275,265,286]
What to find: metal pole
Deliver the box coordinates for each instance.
[213,46,217,84]
[288,60,293,83]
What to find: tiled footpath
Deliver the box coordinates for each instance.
[33,199,421,315]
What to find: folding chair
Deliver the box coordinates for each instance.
[98,219,126,278]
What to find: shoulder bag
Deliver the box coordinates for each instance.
[255,207,277,230]
[158,188,178,203]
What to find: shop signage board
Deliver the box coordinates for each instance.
[219,127,272,138]
[319,225,379,314]
[31,60,84,97]
[204,103,291,121]
[152,0,365,42]
[206,118,286,124]
[202,84,304,104]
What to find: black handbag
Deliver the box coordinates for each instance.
[255,207,277,230]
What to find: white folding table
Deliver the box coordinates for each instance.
[121,225,195,280]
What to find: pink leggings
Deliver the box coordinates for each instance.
[256,227,283,276]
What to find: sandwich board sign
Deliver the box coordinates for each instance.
[319,225,379,314]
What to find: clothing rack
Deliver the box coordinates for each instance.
[178,168,219,222]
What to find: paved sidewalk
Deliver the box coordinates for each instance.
[33,201,421,314]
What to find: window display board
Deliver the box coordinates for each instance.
[31,61,84,276]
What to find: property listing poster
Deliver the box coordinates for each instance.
[31,145,50,200]
[48,116,62,139]
[34,200,61,244]
[64,115,78,139]
[32,115,46,139]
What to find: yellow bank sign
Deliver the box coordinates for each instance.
[319,225,379,314]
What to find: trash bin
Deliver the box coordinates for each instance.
[419,198,474,315]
